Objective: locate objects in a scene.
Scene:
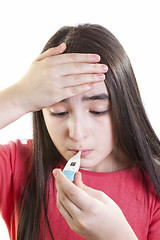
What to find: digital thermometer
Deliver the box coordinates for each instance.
[63,151,81,181]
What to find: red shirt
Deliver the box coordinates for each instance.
[0,140,160,240]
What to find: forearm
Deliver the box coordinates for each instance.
[0,83,28,129]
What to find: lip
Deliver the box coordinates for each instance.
[70,149,92,158]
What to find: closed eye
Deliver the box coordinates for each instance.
[50,111,68,117]
[50,110,109,118]
[89,110,108,116]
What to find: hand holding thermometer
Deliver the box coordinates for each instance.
[63,151,81,181]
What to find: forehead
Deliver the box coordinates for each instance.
[70,81,108,102]
[87,81,108,95]
[47,82,109,110]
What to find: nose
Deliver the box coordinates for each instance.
[68,114,87,142]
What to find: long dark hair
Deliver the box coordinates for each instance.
[17,24,160,239]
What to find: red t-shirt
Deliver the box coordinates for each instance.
[0,140,160,240]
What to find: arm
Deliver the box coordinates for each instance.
[53,169,138,240]
[0,84,28,129]
[0,43,107,129]
[0,44,66,129]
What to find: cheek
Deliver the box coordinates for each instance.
[45,121,66,153]
[46,122,63,142]
[42,112,64,145]
[96,117,115,147]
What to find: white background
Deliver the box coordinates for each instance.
[0,0,160,239]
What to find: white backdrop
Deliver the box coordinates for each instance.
[0,0,160,239]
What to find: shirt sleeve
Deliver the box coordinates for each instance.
[0,141,15,220]
[0,140,32,225]
[148,195,160,239]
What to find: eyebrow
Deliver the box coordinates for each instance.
[60,93,110,103]
[82,93,110,102]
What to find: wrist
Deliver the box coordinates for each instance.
[110,223,138,240]
[12,82,32,115]
[0,84,30,129]
[6,83,30,116]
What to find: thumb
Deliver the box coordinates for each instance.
[74,171,84,188]
[35,42,66,61]
[74,172,110,204]
[74,172,90,192]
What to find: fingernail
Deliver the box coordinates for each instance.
[94,54,101,61]
[60,42,66,49]
[102,64,108,71]
[97,74,105,80]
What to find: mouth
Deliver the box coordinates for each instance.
[69,149,93,158]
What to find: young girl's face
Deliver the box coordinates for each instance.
[43,82,116,172]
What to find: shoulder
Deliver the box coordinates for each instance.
[0,139,32,155]
[11,139,32,174]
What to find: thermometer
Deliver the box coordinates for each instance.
[63,151,81,181]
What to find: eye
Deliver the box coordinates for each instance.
[90,110,108,116]
[50,111,68,117]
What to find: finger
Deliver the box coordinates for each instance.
[61,73,105,87]
[56,180,82,217]
[56,191,73,221]
[59,82,95,99]
[53,169,93,211]
[74,172,109,205]
[74,172,90,193]
[35,42,66,61]
[47,52,101,65]
[74,172,83,188]
[57,62,108,76]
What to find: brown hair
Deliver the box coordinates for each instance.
[17,24,160,240]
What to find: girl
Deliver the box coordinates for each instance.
[0,24,160,240]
